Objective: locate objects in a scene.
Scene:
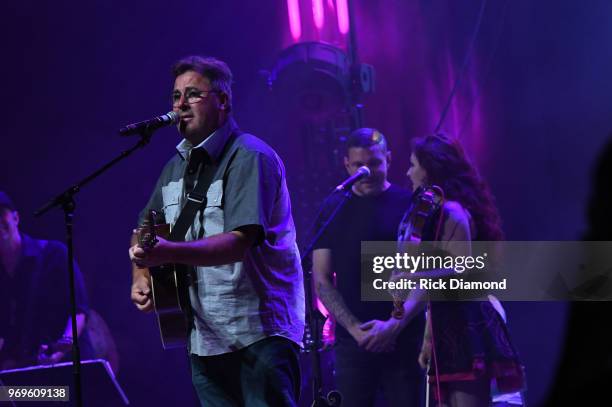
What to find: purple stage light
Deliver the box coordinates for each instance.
[336,0,349,35]
[312,0,324,30]
[284,0,348,49]
[287,0,302,41]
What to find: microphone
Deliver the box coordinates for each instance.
[119,111,179,136]
[335,166,371,191]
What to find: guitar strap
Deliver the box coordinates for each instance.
[170,153,214,242]
[169,128,242,242]
[162,147,215,333]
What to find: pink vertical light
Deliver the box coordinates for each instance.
[287,0,302,41]
[312,0,325,30]
[336,0,349,34]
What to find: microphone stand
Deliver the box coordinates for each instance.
[300,189,352,407]
[34,128,157,407]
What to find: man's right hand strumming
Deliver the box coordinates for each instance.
[130,232,153,312]
[131,274,153,312]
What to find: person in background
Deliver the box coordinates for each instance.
[313,128,425,406]
[0,190,89,370]
[397,134,525,407]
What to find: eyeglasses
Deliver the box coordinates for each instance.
[171,88,218,107]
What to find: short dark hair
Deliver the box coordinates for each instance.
[172,56,233,111]
[346,128,388,152]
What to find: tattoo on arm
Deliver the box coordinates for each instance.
[317,282,360,331]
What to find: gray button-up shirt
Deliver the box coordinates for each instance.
[139,118,305,356]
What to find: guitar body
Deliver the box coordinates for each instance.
[139,214,190,349]
[150,263,190,349]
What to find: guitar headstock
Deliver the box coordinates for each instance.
[138,210,159,249]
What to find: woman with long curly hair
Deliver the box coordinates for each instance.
[401,134,524,407]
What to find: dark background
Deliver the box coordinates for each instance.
[2,1,611,405]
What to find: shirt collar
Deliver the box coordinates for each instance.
[175,117,238,164]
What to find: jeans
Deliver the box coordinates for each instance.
[190,336,301,407]
[335,336,424,407]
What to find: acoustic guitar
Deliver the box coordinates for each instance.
[138,210,190,349]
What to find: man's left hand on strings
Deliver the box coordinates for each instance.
[129,234,174,268]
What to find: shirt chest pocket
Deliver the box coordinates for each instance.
[202,179,224,237]
[161,181,182,225]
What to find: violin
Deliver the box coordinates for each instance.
[391,185,444,319]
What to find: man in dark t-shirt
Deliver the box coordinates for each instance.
[0,191,89,370]
[313,129,425,406]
